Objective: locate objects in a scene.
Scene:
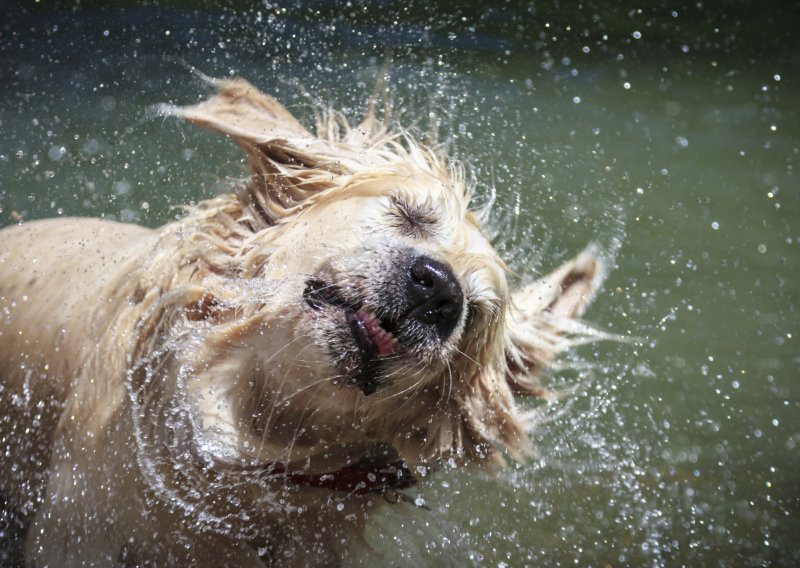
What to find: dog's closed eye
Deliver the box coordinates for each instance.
[388,195,438,238]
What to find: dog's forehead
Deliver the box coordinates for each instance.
[393,177,464,214]
[298,171,465,230]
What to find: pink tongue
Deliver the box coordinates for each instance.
[359,312,396,357]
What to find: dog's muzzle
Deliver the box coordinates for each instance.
[304,254,464,395]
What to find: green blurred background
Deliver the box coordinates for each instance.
[1,0,798,564]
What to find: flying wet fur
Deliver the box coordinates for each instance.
[0,78,606,565]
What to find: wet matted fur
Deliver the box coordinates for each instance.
[0,78,606,565]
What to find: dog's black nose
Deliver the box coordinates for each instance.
[406,256,463,340]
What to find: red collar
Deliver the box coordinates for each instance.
[263,459,417,495]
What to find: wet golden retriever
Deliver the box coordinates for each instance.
[0,78,604,565]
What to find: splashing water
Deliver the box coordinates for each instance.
[2,4,799,565]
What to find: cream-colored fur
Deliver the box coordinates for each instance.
[0,78,605,566]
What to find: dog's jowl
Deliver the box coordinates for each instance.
[0,78,605,565]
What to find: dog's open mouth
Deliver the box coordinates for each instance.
[349,309,398,358]
[303,278,400,394]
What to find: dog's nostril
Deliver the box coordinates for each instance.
[406,256,463,339]
[437,299,460,320]
[411,263,435,288]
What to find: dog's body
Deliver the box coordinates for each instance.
[0,79,604,565]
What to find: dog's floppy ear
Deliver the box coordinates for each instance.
[163,78,347,226]
[504,248,605,396]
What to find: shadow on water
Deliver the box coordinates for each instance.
[1,1,798,565]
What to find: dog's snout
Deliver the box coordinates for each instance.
[406,256,463,339]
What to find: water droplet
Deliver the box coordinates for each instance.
[101,96,116,111]
[114,180,131,195]
[48,145,66,161]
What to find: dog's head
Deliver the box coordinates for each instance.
[269,163,505,399]
[158,79,605,474]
